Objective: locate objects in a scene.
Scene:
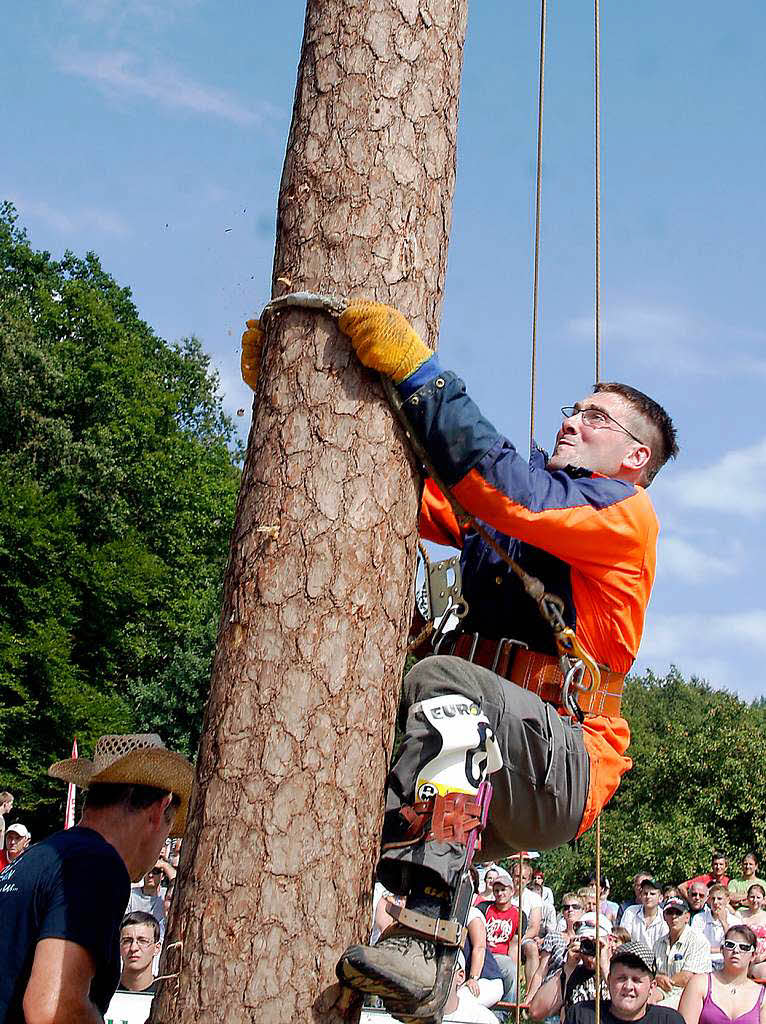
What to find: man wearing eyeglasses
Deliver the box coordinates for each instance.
[652,897,711,1009]
[243,303,680,1012]
[117,912,161,994]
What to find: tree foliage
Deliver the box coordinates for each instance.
[0,203,241,831]
[538,667,766,902]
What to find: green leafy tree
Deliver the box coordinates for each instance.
[538,667,766,902]
[0,203,241,832]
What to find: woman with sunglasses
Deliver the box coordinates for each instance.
[679,925,766,1024]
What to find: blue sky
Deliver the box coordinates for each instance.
[4,1,766,699]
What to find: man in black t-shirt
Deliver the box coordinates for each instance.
[0,733,192,1024]
[566,941,685,1024]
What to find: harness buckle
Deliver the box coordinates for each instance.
[490,637,528,673]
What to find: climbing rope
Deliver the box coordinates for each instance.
[594,0,603,384]
[529,0,548,452]
[593,7,604,1024]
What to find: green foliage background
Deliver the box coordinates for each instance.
[536,668,766,902]
[0,204,242,834]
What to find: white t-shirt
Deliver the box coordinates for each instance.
[692,907,742,963]
[518,888,544,939]
[444,988,498,1023]
[126,888,165,940]
[627,906,668,949]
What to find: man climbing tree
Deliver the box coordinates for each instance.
[313,301,677,1019]
[239,298,678,1024]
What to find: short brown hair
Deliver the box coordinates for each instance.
[121,911,161,942]
[725,924,757,949]
[708,883,729,898]
[0,791,13,802]
[594,382,678,485]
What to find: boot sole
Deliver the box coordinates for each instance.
[336,946,431,1005]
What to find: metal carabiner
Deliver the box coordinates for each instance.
[561,660,587,723]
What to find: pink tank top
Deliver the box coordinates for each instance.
[700,974,765,1024]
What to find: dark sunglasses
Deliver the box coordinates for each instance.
[562,904,582,911]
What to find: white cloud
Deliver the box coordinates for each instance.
[13,196,131,238]
[658,533,738,584]
[659,437,766,517]
[64,0,199,32]
[57,49,278,126]
[568,303,766,377]
[636,608,766,698]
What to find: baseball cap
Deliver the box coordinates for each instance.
[663,896,690,913]
[492,871,514,887]
[639,878,662,890]
[611,941,656,975]
[6,823,30,839]
[575,912,613,938]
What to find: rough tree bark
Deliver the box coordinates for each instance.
[149,2,467,1021]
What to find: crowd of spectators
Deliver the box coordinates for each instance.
[3,791,766,1024]
[369,851,766,1022]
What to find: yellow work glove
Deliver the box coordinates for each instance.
[241,319,264,391]
[338,299,431,384]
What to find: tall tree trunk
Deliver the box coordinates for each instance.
[149,2,467,1021]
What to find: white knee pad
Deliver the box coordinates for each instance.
[412,693,503,802]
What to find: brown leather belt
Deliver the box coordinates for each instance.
[444,633,625,717]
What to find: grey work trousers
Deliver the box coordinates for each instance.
[378,656,590,894]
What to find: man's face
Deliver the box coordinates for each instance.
[493,881,514,909]
[743,856,758,878]
[120,924,159,973]
[712,857,728,878]
[143,865,164,893]
[688,886,708,909]
[609,961,655,1019]
[664,907,689,935]
[5,831,29,861]
[642,886,661,911]
[634,874,651,899]
[132,795,177,882]
[548,393,643,478]
[709,890,729,913]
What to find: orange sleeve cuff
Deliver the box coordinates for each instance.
[577,716,633,837]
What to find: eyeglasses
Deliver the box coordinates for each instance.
[664,909,684,917]
[722,940,755,953]
[120,936,154,948]
[561,405,645,446]
[562,904,582,912]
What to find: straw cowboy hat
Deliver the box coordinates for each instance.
[48,734,193,837]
